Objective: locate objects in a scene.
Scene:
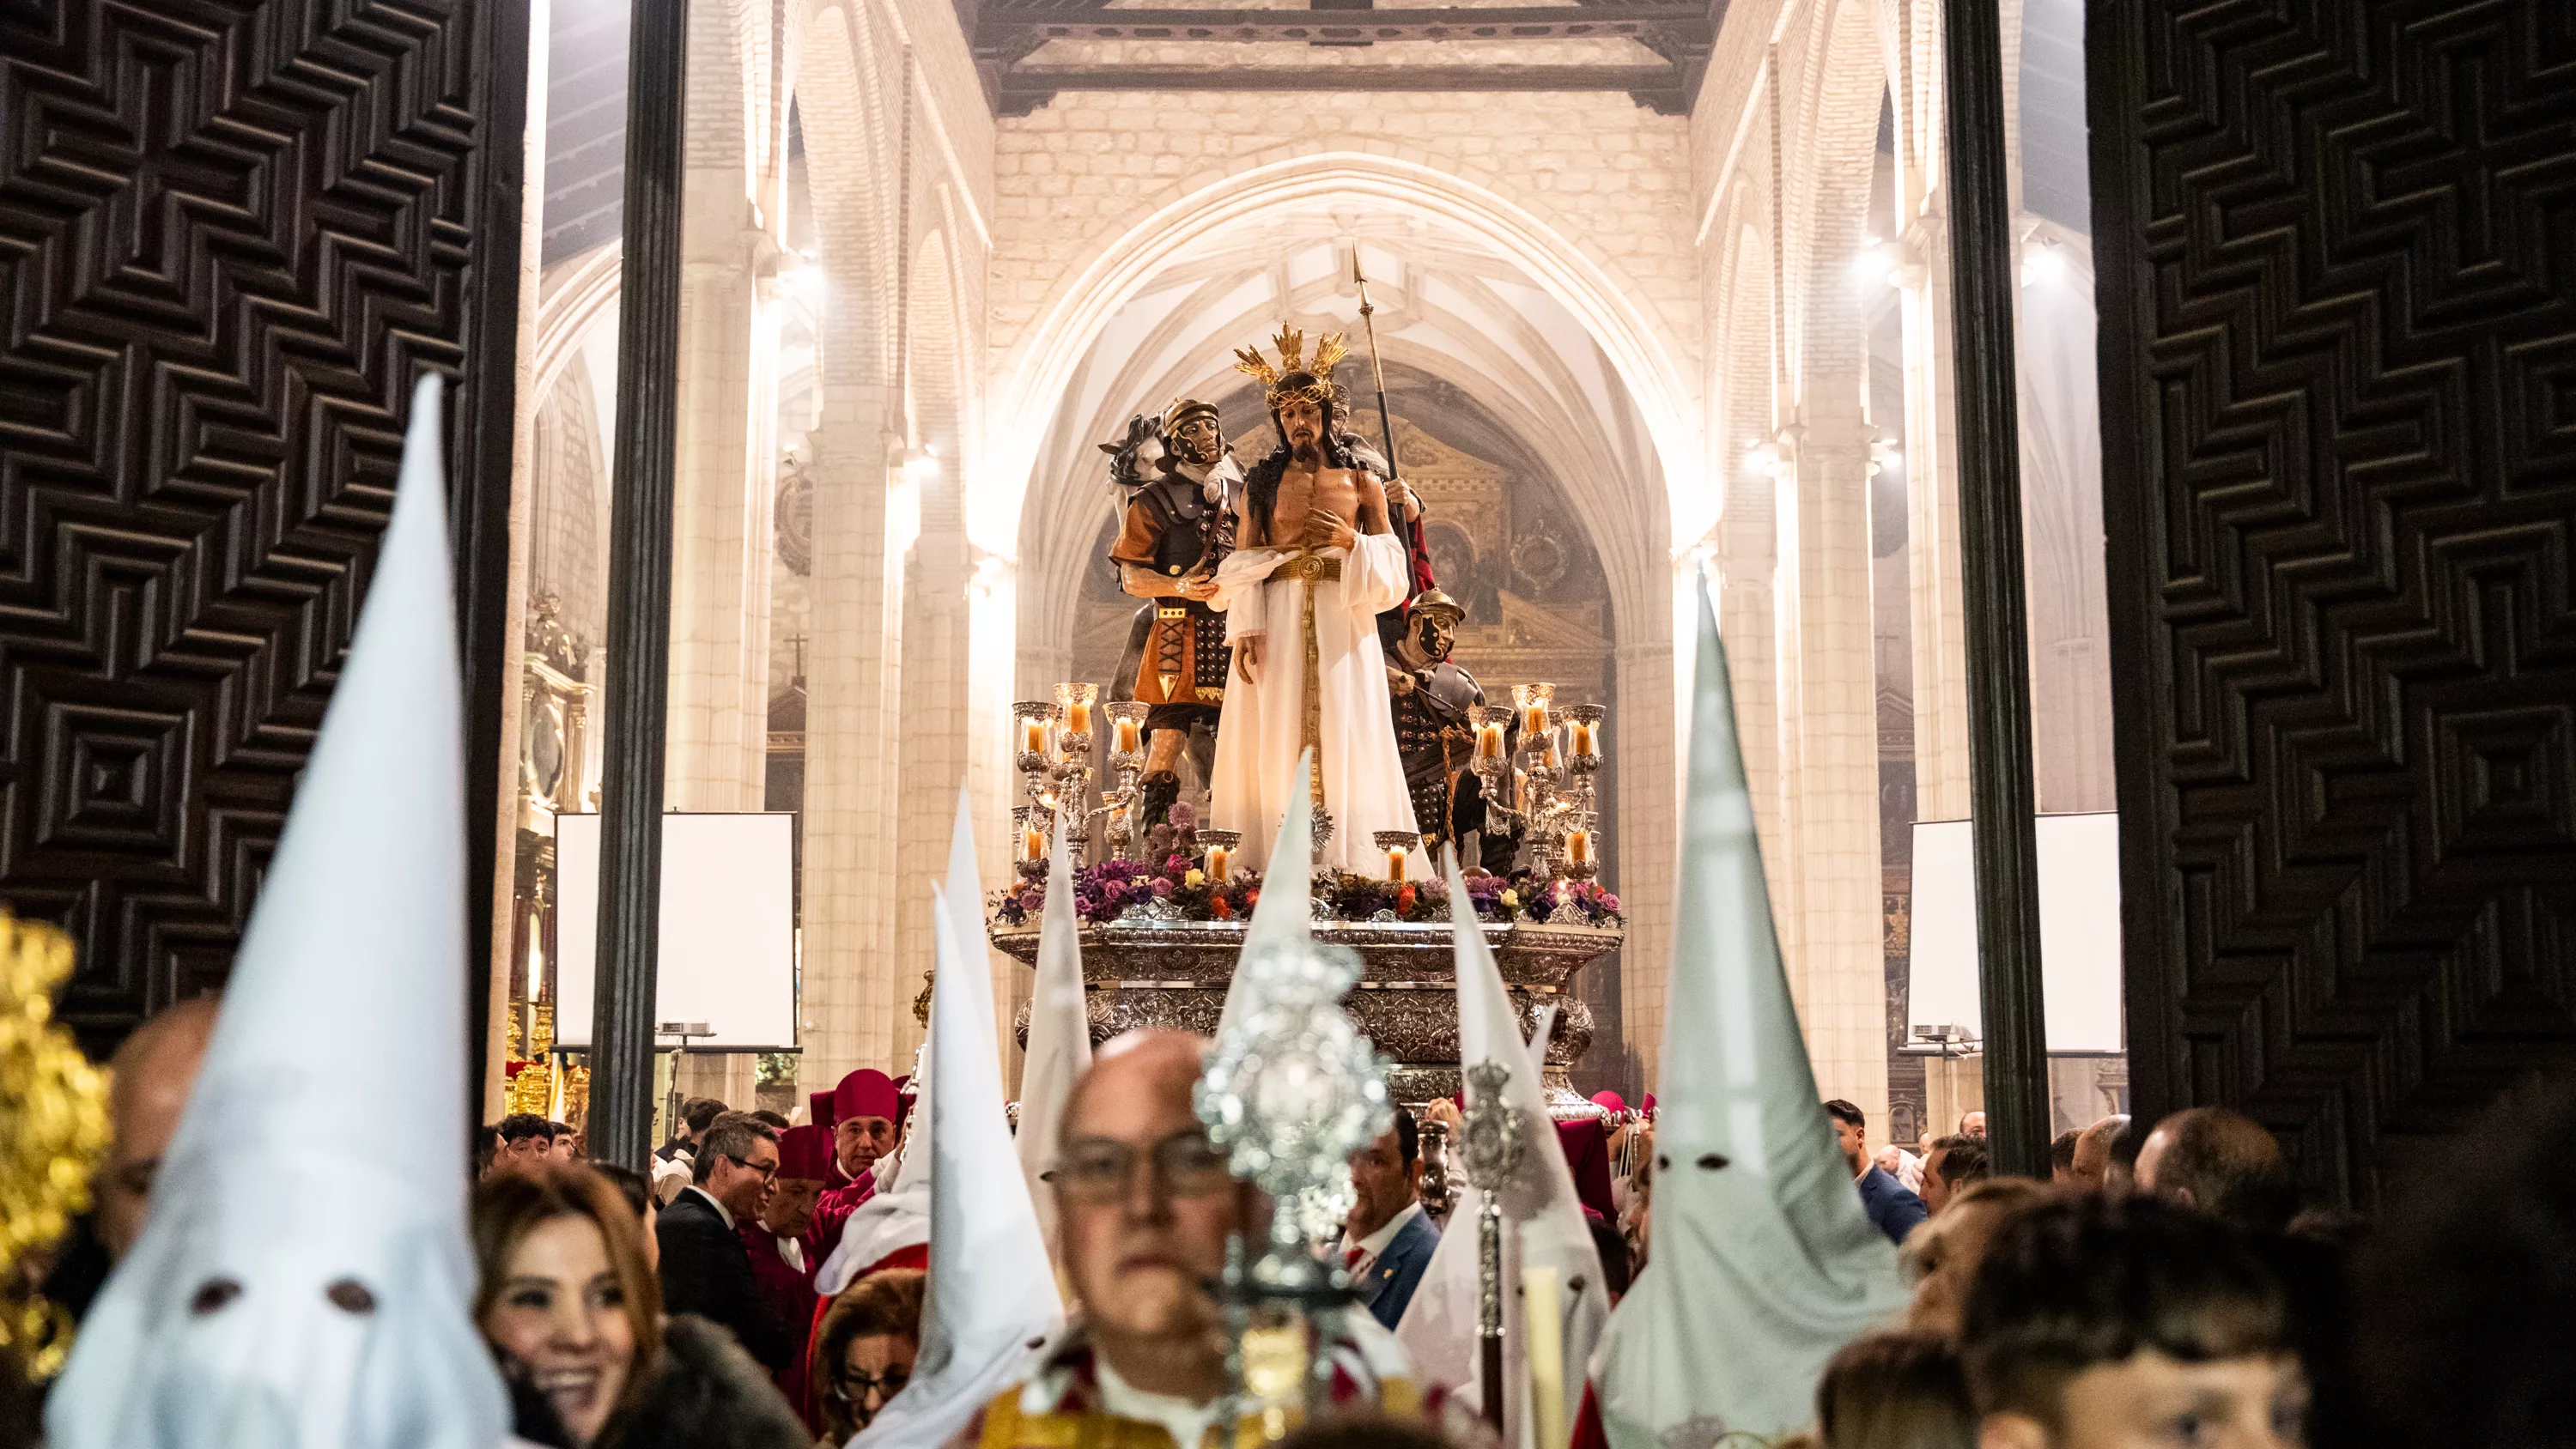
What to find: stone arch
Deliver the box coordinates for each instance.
[981,153,1701,552]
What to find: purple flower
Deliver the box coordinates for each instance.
[1601,893,1620,913]
[1024,886,1048,914]
[1168,802,1197,831]
[1151,877,1175,898]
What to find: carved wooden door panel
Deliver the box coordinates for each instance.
[0,0,526,1058]
[2091,0,2576,1205]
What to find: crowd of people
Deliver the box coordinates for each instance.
[57,973,2576,1449]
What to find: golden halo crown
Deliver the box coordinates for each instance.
[1233,324,1350,410]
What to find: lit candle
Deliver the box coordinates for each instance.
[1522,700,1549,737]
[1541,735,1562,772]
[1114,715,1142,755]
[1066,699,1092,736]
[1567,828,1593,866]
[1024,823,1046,862]
[1207,845,1230,882]
[1476,720,1505,763]
[1572,721,1598,757]
[1023,718,1048,755]
[1386,846,1406,883]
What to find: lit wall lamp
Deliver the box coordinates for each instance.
[900,446,940,481]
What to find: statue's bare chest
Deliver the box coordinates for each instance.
[1269,466,1364,542]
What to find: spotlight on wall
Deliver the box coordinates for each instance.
[782,261,827,306]
[901,446,941,481]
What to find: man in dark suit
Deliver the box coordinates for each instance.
[1826,1098,1928,1245]
[657,1110,793,1369]
[1340,1109,1440,1329]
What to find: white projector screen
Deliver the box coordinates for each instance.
[1905,813,2125,1054]
[554,813,799,1052]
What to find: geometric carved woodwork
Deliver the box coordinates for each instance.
[0,0,527,1064]
[2090,0,2576,1207]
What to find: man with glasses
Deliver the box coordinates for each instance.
[955,1031,1455,1449]
[657,1109,793,1370]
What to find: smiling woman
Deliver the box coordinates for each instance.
[471,1167,662,1446]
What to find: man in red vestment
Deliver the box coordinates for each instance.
[741,1124,832,1406]
[812,1068,906,1262]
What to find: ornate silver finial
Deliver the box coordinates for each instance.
[1458,1058,1527,1192]
[1195,937,1392,1293]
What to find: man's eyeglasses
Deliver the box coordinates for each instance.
[1053,1131,1235,1203]
[726,1154,778,1181]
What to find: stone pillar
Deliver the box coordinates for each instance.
[1901,211,1972,825]
[892,456,969,1070]
[798,411,908,1089]
[1779,415,1892,1132]
[1612,631,1679,1091]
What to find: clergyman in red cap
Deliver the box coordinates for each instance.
[743,1122,834,1407]
[812,1068,906,1260]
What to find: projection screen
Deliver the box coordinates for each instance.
[553,812,799,1052]
[1905,812,2124,1054]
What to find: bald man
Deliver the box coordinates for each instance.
[951,1031,1461,1449]
[2069,1113,2129,1193]
[98,997,221,1260]
[2135,1106,2296,1230]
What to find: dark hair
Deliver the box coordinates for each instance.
[2144,1107,2296,1231]
[1824,1099,1866,1131]
[751,1108,790,1131]
[693,1111,780,1185]
[2355,1074,2576,1449]
[471,1166,663,1419]
[2049,1131,2079,1174]
[476,1123,501,1175]
[681,1096,729,1136]
[1273,1415,1455,1449]
[1929,1137,1989,1188]
[812,1269,928,1440]
[498,1113,555,1145]
[1589,1215,1631,1298]
[1816,1331,1976,1449]
[1393,1106,1419,1167]
[1961,1195,2288,1424]
[591,1162,653,1221]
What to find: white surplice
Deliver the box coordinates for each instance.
[1208,531,1424,875]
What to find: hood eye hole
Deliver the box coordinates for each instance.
[1696,1153,1730,1171]
[1656,1155,1671,1170]
[326,1279,377,1314]
[190,1278,242,1315]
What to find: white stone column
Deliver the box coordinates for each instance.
[1900,215,1973,827]
[1612,631,1679,1090]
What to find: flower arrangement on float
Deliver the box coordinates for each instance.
[989,834,1624,930]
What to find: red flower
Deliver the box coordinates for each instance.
[1211,896,1234,920]
[1396,885,1418,914]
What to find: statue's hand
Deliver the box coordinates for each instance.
[1388,477,1423,522]
[1236,636,1262,683]
[1178,571,1219,602]
[1303,506,1358,553]
[1388,666,1416,696]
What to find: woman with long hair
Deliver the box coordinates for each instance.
[810,1268,927,1443]
[471,1166,662,1446]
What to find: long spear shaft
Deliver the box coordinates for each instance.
[1352,254,1401,481]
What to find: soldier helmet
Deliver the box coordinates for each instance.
[1162,397,1222,436]
[1408,588,1466,626]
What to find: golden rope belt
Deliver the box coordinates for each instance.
[1266,553,1343,810]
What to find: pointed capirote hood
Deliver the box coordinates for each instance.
[51,375,507,1449]
[1217,749,1316,1036]
[1589,584,1905,1449]
[1014,819,1092,1267]
[853,796,1064,1449]
[1396,852,1608,1449]
[821,791,991,1295]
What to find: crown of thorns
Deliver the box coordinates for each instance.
[1233,324,1350,409]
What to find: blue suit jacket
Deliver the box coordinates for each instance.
[1357,1207,1441,1330]
[1856,1165,1929,1246]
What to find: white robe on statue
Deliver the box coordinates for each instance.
[1208,531,1423,875]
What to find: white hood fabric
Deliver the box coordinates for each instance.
[820,794,989,1295]
[1214,749,1316,1038]
[1014,819,1092,1269]
[1396,852,1608,1449]
[852,788,1066,1449]
[49,375,510,1449]
[1587,585,1907,1449]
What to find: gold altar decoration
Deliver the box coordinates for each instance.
[0,913,108,1378]
[503,998,559,1119]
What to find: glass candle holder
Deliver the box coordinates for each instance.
[1015,701,1058,771]
[1563,704,1606,767]
[1055,682,1098,756]
[1105,700,1148,762]
[1512,682,1555,740]
[1374,830,1420,883]
[1471,704,1510,767]
[1199,828,1242,884]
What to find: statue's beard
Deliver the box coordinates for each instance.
[1290,434,1323,466]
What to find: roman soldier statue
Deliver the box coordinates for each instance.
[1383,588,1485,861]
[1105,397,1242,823]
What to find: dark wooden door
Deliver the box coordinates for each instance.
[0,0,526,1060]
[2091,0,2576,1206]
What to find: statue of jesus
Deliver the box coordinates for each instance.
[1207,325,1425,875]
